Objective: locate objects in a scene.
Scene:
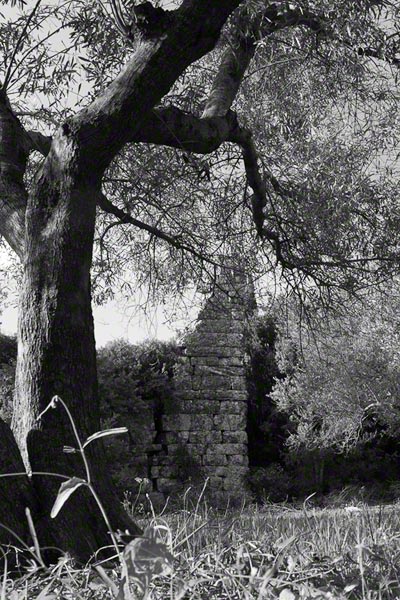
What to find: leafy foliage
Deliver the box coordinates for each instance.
[246,315,289,467]
[0,333,16,424]
[97,338,182,494]
[247,463,292,503]
[272,288,400,453]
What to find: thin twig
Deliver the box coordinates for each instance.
[98,191,222,269]
[3,0,43,91]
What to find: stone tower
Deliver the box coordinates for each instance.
[148,260,255,502]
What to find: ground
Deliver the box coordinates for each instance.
[3,490,400,599]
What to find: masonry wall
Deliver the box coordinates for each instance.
[148,265,255,502]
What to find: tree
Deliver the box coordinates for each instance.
[272,287,400,453]
[0,0,399,561]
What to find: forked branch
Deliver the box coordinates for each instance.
[108,0,175,40]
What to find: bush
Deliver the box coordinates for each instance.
[247,464,292,503]
[97,338,182,495]
[245,316,289,467]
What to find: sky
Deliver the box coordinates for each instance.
[0,243,194,347]
[0,297,182,347]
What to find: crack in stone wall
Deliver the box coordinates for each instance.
[148,263,255,503]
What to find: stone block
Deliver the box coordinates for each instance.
[187,431,206,444]
[176,389,203,399]
[189,356,244,368]
[204,448,228,466]
[189,347,244,359]
[156,478,180,494]
[150,466,163,478]
[185,443,205,461]
[211,466,248,478]
[203,466,241,478]
[227,454,248,466]
[162,414,191,431]
[214,414,246,430]
[197,306,233,320]
[230,377,247,391]
[212,391,248,402]
[164,431,190,443]
[191,414,213,430]
[189,430,222,444]
[213,401,247,416]
[194,364,243,378]
[155,466,177,479]
[180,399,220,414]
[166,443,182,456]
[218,443,247,456]
[192,374,230,391]
[222,431,248,444]
[187,330,243,349]
[196,321,244,335]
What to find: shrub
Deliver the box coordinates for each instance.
[245,316,289,467]
[247,464,292,503]
[97,338,182,495]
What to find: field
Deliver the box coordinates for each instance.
[3,489,400,600]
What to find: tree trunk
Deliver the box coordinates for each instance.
[0,420,41,569]
[11,142,140,562]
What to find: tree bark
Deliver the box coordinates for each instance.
[0,90,27,258]
[0,421,41,569]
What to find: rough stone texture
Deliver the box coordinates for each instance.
[148,260,255,501]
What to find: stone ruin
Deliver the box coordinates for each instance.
[130,263,255,503]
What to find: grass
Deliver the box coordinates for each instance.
[3,400,399,598]
[3,493,400,599]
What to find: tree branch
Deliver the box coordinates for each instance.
[353,40,400,67]
[109,0,131,38]
[202,4,326,118]
[24,130,52,156]
[11,107,239,158]
[132,105,240,152]
[62,1,244,176]
[97,192,218,267]
[0,91,28,258]
[130,102,292,267]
